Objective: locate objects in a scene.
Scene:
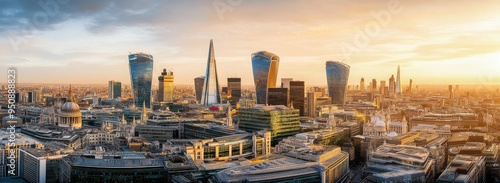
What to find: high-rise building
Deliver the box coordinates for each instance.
[194,76,205,103]
[108,80,122,99]
[372,79,377,92]
[389,75,395,95]
[360,78,365,91]
[227,78,241,105]
[307,92,317,118]
[27,91,34,103]
[128,53,153,108]
[325,61,350,106]
[251,51,280,104]
[289,81,305,116]
[281,78,293,89]
[201,39,221,105]
[158,68,174,103]
[449,85,454,99]
[268,88,289,106]
[396,65,402,95]
[409,79,413,93]
[380,80,386,95]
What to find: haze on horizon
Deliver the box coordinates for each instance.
[0,0,499,86]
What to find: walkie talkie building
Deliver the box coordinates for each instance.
[128,53,154,108]
[326,61,350,106]
[251,51,280,104]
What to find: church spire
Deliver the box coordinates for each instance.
[68,84,72,102]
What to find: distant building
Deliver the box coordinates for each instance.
[396,65,402,95]
[129,53,154,108]
[194,76,205,103]
[158,69,174,103]
[108,80,121,99]
[289,81,305,116]
[325,61,350,106]
[280,78,293,89]
[239,105,300,145]
[251,51,280,104]
[227,78,241,105]
[360,78,365,91]
[134,125,179,143]
[267,88,289,106]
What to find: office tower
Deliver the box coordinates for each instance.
[92,92,99,107]
[409,79,413,93]
[268,88,289,106]
[128,53,154,108]
[380,80,386,95]
[360,78,365,91]
[108,80,122,99]
[239,105,300,145]
[307,92,317,118]
[325,61,350,106]
[194,76,205,103]
[455,85,459,96]
[289,81,305,116]
[449,85,454,99]
[201,39,221,105]
[28,91,34,103]
[227,78,241,105]
[251,51,280,104]
[158,68,174,103]
[389,75,395,94]
[19,147,65,183]
[281,78,293,89]
[396,65,402,95]
[372,79,377,92]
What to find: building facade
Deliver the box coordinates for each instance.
[325,61,350,106]
[128,53,154,108]
[290,81,305,116]
[251,51,280,105]
[158,68,174,103]
[201,39,221,105]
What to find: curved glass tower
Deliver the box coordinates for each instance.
[325,61,350,106]
[251,51,280,104]
[129,53,154,108]
[201,39,221,105]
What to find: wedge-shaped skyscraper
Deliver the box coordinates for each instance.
[201,40,221,105]
[326,61,350,106]
[251,51,280,104]
[129,53,153,108]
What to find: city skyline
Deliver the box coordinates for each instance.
[0,1,499,86]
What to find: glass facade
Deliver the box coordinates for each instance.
[201,39,221,105]
[112,81,121,99]
[194,76,205,103]
[251,51,280,104]
[227,77,241,105]
[325,61,350,106]
[129,53,154,108]
[290,81,305,116]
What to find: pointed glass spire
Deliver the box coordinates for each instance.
[201,39,221,105]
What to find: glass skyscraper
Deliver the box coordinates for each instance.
[251,51,280,104]
[108,80,121,99]
[158,68,174,103]
[128,53,153,108]
[325,61,350,106]
[194,76,205,103]
[201,39,221,105]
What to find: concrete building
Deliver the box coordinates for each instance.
[437,155,486,183]
[19,147,67,183]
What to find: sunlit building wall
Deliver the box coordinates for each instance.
[158,69,174,103]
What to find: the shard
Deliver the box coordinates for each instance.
[201,39,221,105]
[396,65,402,95]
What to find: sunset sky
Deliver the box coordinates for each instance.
[0,0,499,86]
